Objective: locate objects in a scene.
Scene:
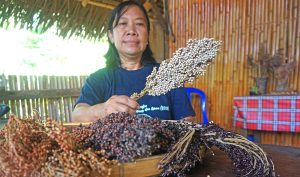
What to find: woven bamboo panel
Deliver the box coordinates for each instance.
[168,0,300,147]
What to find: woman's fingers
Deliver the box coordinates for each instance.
[105,95,140,115]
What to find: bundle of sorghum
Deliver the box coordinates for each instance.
[0,116,54,176]
[200,123,277,177]
[159,121,278,177]
[0,114,277,177]
[131,38,222,100]
[79,112,174,162]
[42,118,116,177]
[0,115,116,177]
[73,113,277,177]
[157,121,206,177]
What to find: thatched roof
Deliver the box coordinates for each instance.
[0,0,164,41]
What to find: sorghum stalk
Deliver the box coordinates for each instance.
[131,38,222,100]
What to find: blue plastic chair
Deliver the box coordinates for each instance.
[185,87,209,124]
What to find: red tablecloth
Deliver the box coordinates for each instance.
[233,95,300,132]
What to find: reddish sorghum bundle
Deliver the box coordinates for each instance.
[0,116,54,176]
[42,118,117,177]
[0,115,115,177]
[41,148,113,177]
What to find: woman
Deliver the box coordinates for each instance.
[72,0,195,122]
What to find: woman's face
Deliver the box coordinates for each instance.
[109,5,149,60]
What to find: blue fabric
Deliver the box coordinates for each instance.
[76,64,195,120]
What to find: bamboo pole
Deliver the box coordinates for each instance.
[290,0,298,90]
[295,0,300,91]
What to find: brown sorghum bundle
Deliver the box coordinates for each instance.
[131,38,222,100]
[0,116,55,177]
[0,115,116,177]
[41,148,114,177]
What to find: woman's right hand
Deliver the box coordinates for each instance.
[102,95,140,116]
[72,95,140,123]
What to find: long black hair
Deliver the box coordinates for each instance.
[104,0,157,69]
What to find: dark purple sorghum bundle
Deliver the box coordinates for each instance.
[159,121,277,177]
[159,121,208,177]
[81,112,174,162]
[198,123,277,177]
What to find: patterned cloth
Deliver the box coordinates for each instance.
[233,95,300,132]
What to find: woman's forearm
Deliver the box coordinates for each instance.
[71,103,106,123]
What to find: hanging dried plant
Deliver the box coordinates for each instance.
[247,44,297,93]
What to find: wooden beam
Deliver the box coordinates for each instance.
[80,0,159,21]
[0,89,81,101]
[80,0,120,9]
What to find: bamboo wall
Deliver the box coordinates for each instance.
[0,75,87,122]
[168,0,300,147]
[150,19,165,62]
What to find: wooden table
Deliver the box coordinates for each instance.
[186,144,300,177]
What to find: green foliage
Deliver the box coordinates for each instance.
[250,85,259,95]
